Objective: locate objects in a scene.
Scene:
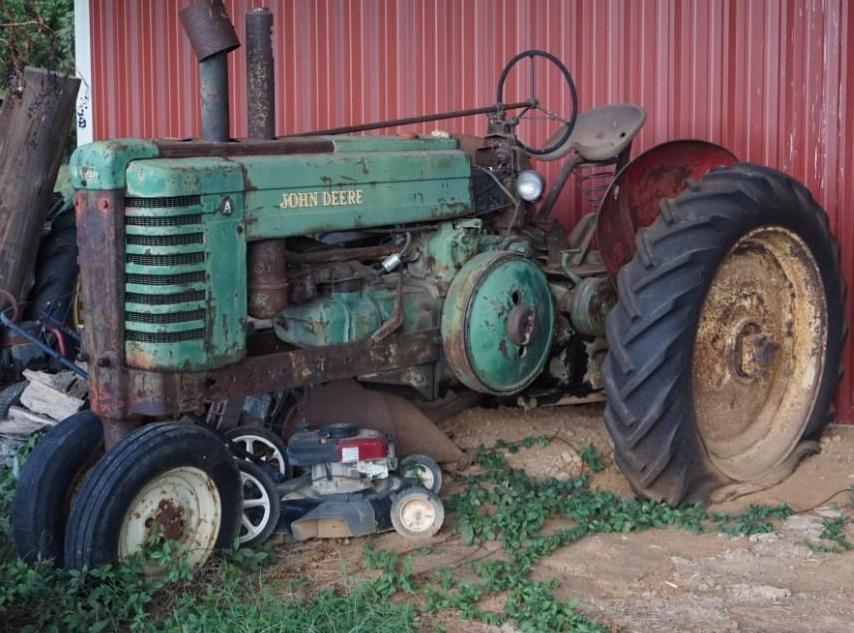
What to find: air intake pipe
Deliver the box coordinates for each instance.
[179,0,240,142]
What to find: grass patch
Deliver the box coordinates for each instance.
[0,433,824,633]
[0,439,418,633]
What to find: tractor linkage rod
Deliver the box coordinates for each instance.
[286,100,536,137]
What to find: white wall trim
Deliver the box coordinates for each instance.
[73,0,93,145]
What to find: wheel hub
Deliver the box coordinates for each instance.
[692,226,827,481]
[730,319,779,382]
[147,499,187,541]
[506,303,538,346]
[118,466,221,571]
[398,497,436,533]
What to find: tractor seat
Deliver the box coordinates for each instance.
[539,104,646,162]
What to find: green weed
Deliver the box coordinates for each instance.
[711,503,794,537]
[805,516,854,553]
[0,433,837,633]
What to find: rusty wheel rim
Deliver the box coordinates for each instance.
[692,226,827,482]
[118,466,221,572]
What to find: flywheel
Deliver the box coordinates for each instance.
[441,251,554,395]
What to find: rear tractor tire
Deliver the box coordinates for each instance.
[64,423,241,572]
[603,163,845,506]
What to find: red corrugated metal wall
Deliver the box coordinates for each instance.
[87,0,854,421]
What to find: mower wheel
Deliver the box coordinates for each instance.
[224,425,291,480]
[399,454,443,494]
[64,423,241,572]
[603,163,845,505]
[390,488,444,539]
[11,411,103,564]
[235,459,281,547]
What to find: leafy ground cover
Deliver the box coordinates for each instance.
[4,431,841,633]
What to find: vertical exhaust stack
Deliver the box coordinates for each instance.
[180,0,240,142]
[244,7,289,318]
[245,7,276,140]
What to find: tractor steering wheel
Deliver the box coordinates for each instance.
[495,49,578,157]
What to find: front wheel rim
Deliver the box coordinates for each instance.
[117,466,221,571]
[238,470,273,543]
[692,226,827,481]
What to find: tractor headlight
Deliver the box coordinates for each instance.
[516,170,545,201]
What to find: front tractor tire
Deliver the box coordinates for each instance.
[603,164,845,506]
[11,411,104,564]
[64,423,241,572]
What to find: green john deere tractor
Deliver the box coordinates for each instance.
[11,2,845,571]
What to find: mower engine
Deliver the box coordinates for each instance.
[288,424,396,495]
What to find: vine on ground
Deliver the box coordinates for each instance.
[360,437,807,632]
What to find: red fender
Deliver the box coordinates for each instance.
[596,139,737,279]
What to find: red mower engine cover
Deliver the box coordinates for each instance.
[287,423,392,468]
[337,435,388,463]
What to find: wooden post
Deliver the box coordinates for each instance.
[0,67,80,309]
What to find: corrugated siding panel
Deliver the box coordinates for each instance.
[88,0,854,421]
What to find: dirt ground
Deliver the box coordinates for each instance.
[269,403,854,633]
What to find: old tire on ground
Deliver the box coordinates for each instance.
[235,459,281,547]
[64,423,241,571]
[11,411,103,564]
[602,163,845,506]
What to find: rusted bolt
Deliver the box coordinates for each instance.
[98,199,110,210]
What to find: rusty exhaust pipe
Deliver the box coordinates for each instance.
[244,7,288,318]
[180,0,239,142]
[246,7,275,140]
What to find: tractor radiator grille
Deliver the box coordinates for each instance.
[126,290,206,305]
[126,252,206,267]
[126,271,206,286]
[125,195,201,208]
[124,195,209,357]
[126,233,204,247]
[126,328,206,343]
[126,214,203,227]
[126,309,206,325]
